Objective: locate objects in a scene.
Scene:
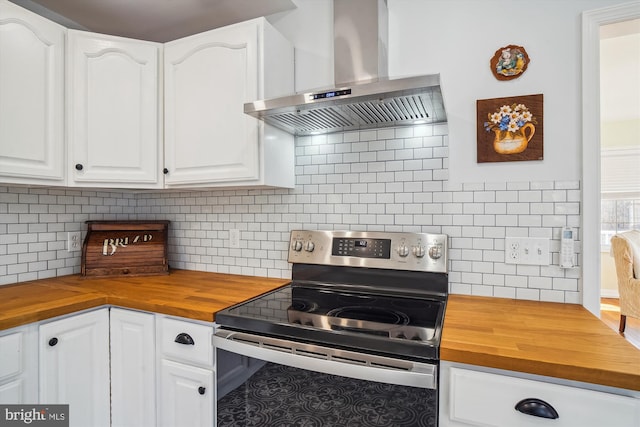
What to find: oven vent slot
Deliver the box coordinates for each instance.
[230,335,295,354]
[232,336,262,346]
[262,342,294,353]
[330,355,368,366]
[294,349,328,359]
[370,361,411,371]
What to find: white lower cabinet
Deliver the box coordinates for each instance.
[0,324,37,403]
[440,362,640,427]
[3,307,218,427]
[159,359,214,427]
[110,308,156,427]
[39,308,110,427]
[157,316,215,427]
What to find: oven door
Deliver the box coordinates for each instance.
[213,328,438,427]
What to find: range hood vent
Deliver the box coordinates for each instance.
[245,0,447,136]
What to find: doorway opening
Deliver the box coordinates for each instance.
[599,19,640,300]
[582,3,640,318]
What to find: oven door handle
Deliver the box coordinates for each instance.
[213,329,436,389]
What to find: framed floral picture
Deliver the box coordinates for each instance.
[476,94,543,163]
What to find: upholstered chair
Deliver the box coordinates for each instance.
[611,231,640,333]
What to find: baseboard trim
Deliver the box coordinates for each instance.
[601,289,619,298]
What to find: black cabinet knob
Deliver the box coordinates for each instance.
[163,168,169,174]
[174,332,194,345]
[515,398,559,419]
[48,337,58,346]
[75,164,83,171]
[198,386,206,395]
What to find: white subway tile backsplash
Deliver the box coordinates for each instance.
[0,125,581,303]
[516,288,540,301]
[471,284,494,297]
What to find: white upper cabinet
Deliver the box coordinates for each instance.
[0,0,65,185]
[1,2,294,190]
[67,30,162,188]
[164,18,294,188]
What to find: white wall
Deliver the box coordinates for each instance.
[601,251,619,297]
[387,0,627,185]
[269,0,630,184]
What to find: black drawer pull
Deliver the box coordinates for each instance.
[48,337,58,346]
[174,332,195,345]
[198,386,206,395]
[515,398,559,419]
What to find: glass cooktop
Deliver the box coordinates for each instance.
[215,284,446,361]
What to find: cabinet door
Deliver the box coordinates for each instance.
[110,308,156,427]
[67,30,162,188]
[0,0,65,185]
[164,21,260,186]
[158,359,214,427]
[39,309,110,427]
[0,324,38,403]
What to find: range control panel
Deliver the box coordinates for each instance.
[288,230,448,273]
[332,238,391,258]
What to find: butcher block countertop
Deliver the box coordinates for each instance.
[0,270,638,392]
[442,295,640,392]
[0,269,289,330]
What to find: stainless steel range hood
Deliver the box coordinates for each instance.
[244,0,447,136]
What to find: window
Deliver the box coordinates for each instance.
[601,198,640,248]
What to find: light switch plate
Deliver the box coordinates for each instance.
[505,237,550,265]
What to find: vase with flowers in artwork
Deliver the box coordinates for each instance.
[485,103,537,154]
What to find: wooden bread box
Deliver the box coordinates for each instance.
[81,221,170,277]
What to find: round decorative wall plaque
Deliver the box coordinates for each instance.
[490,45,530,81]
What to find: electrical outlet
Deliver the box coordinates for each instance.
[505,237,550,265]
[229,229,240,249]
[67,231,82,252]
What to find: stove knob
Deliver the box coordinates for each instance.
[428,245,442,260]
[413,245,426,258]
[293,241,303,251]
[397,244,410,257]
[304,241,315,252]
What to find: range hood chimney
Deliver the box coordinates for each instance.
[245,0,447,136]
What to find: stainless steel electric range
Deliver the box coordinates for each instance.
[213,230,448,427]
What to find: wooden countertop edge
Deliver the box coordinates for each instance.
[106,296,217,323]
[0,292,228,331]
[0,272,290,330]
[441,348,640,392]
[0,294,109,331]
